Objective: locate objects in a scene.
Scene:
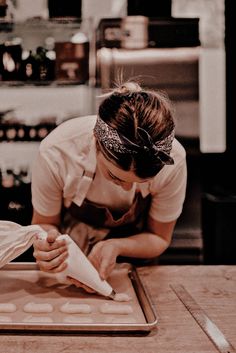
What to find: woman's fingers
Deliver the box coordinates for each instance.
[36,250,68,272]
[99,259,113,280]
[34,229,66,251]
[32,230,68,274]
[87,243,103,270]
[47,229,60,242]
[88,254,99,271]
[33,245,67,261]
[88,240,118,280]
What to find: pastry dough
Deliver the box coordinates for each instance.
[23,302,53,313]
[105,317,137,324]
[113,293,131,302]
[59,302,92,314]
[99,303,133,315]
[0,315,12,322]
[0,303,17,313]
[63,316,93,323]
[23,315,53,323]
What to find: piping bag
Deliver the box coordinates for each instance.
[0,221,116,299]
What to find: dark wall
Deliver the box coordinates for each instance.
[127,0,172,17]
[201,0,236,265]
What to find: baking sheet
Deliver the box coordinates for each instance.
[0,262,157,333]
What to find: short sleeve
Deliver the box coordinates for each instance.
[31,151,63,217]
[149,158,187,223]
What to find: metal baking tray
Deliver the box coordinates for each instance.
[0,262,157,334]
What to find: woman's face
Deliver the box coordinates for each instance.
[97,151,150,191]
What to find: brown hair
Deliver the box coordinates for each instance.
[97,81,175,178]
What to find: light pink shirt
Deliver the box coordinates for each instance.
[31,115,187,223]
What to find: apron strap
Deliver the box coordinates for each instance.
[73,170,95,206]
[72,136,97,206]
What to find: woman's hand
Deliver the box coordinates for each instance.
[67,239,121,293]
[33,229,68,273]
[87,239,121,280]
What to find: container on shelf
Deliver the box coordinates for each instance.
[0,18,92,84]
[55,39,89,83]
[0,38,22,80]
[121,16,149,49]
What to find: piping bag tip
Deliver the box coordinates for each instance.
[107,290,132,302]
[108,289,117,300]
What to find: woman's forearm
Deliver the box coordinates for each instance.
[110,232,171,259]
[33,223,59,233]
[31,210,61,233]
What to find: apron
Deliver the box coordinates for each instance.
[60,141,154,263]
[61,191,151,256]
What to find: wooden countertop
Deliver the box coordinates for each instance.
[0,265,235,353]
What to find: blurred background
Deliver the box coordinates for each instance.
[0,0,235,265]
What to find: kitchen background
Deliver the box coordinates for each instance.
[0,0,235,265]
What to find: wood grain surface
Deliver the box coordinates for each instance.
[0,265,235,353]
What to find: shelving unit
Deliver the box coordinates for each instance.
[0,17,97,228]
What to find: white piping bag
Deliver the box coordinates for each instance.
[37,232,116,299]
[0,221,116,299]
[0,221,44,267]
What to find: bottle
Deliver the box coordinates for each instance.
[0,0,15,23]
[1,38,22,80]
[1,168,14,188]
[35,46,55,81]
[0,0,7,18]
[20,50,37,81]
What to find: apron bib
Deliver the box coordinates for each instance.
[61,192,151,254]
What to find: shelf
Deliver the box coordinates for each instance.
[0,18,93,48]
[0,17,87,35]
[0,123,56,142]
[0,80,89,87]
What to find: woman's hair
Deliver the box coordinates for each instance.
[95,81,175,179]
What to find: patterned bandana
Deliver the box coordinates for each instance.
[94,116,175,165]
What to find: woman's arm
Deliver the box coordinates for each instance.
[112,216,175,258]
[32,209,61,232]
[88,216,176,279]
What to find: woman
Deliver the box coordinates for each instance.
[32,81,187,288]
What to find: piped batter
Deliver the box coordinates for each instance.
[23,315,53,323]
[0,303,17,313]
[60,302,92,314]
[0,315,12,322]
[23,302,53,313]
[63,316,94,323]
[99,303,133,315]
[105,317,137,324]
[113,293,131,302]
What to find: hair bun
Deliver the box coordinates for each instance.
[117,81,142,94]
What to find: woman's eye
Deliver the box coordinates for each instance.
[108,172,117,180]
